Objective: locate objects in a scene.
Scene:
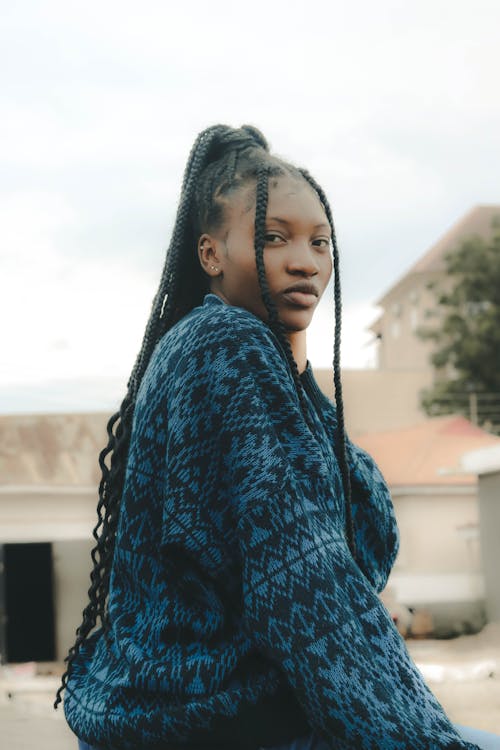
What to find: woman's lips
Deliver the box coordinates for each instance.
[282,291,317,307]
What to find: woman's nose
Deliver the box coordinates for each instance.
[286,241,321,274]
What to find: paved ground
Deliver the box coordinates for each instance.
[1,623,500,748]
[0,702,75,750]
[406,621,500,734]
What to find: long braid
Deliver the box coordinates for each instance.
[298,167,356,560]
[128,128,227,397]
[253,165,355,557]
[253,166,319,434]
[79,130,226,661]
[53,394,134,708]
[54,125,237,709]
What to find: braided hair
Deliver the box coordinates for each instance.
[54,123,356,710]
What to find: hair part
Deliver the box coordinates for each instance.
[54,123,355,709]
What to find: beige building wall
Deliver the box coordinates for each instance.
[372,271,447,372]
[0,487,97,543]
[313,367,433,436]
[388,487,484,606]
[53,539,94,660]
[0,486,97,660]
[477,470,500,622]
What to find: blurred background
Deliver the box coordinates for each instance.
[1,0,500,746]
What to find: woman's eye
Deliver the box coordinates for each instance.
[265,233,283,244]
[264,234,331,248]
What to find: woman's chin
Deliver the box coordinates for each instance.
[278,308,315,331]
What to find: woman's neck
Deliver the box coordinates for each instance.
[286,330,307,374]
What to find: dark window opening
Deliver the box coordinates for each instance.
[0,542,55,663]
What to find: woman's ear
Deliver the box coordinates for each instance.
[198,234,222,277]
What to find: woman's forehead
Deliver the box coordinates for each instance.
[227,175,326,225]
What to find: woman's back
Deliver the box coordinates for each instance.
[64,294,314,748]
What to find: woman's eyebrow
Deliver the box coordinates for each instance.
[267,216,330,230]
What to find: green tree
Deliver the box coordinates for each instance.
[417,217,500,433]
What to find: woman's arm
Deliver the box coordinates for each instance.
[347,437,401,593]
[298,371,400,594]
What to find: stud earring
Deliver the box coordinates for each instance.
[210,265,218,271]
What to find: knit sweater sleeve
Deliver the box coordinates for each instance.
[346,437,401,594]
[192,309,479,750]
[300,376,400,595]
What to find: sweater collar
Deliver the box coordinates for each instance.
[202,293,331,408]
[299,360,335,415]
[203,293,226,307]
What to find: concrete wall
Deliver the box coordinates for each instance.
[478,470,500,622]
[372,271,477,382]
[52,539,94,660]
[391,488,481,575]
[0,486,97,662]
[0,487,97,542]
[374,272,452,372]
[314,367,433,435]
[387,487,485,634]
[388,487,483,596]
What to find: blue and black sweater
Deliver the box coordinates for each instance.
[64,292,480,750]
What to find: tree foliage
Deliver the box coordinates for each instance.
[417,217,500,430]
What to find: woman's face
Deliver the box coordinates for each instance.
[198,174,333,333]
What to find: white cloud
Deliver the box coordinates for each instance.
[2,0,500,410]
[0,191,155,389]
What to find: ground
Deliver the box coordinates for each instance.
[1,623,499,748]
[405,621,500,734]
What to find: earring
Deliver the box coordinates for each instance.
[210,265,218,271]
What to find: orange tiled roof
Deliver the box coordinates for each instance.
[354,415,500,487]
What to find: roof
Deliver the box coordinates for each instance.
[354,415,500,487]
[377,205,500,305]
[3,411,500,490]
[0,412,109,486]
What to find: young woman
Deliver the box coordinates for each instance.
[55,124,499,749]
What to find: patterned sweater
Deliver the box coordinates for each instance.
[64,292,480,750]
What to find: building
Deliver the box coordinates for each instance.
[354,415,500,633]
[316,205,500,436]
[0,413,103,664]
[461,444,500,623]
[370,205,500,374]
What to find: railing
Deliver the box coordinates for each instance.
[423,392,500,435]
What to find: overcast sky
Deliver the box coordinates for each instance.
[2,0,499,412]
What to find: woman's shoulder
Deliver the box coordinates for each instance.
[158,294,284,367]
[186,293,277,340]
[132,294,300,427]
[142,294,289,397]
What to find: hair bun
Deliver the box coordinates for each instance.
[196,124,269,173]
[240,124,269,151]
